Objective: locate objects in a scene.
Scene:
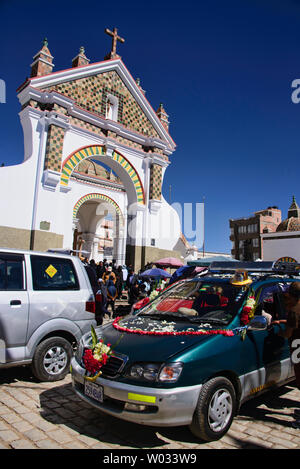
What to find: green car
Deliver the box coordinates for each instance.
[71,261,298,441]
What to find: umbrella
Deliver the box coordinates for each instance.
[140,268,172,278]
[155,257,183,268]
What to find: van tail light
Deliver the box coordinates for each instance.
[95,293,102,304]
[86,301,95,313]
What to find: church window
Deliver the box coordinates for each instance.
[105,94,119,122]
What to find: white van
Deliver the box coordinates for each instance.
[0,248,96,381]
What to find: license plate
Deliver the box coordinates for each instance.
[84,381,103,403]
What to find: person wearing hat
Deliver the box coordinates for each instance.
[102,265,116,285]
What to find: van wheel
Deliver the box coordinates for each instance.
[31,337,73,382]
[189,377,236,441]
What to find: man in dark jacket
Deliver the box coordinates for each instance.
[95,278,109,324]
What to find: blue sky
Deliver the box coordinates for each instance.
[1,0,300,253]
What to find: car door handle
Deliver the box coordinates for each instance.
[10,300,21,306]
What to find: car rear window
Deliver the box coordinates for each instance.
[30,255,79,291]
[0,254,24,290]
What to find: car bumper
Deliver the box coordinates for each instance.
[71,357,202,427]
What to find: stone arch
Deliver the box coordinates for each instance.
[73,192,126,264]
[60,145,145,204]
[73,192,124,225]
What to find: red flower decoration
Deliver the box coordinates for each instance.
[83,349,103,374]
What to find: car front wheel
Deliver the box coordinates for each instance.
[189,376,236,441]
[31,337,73,382]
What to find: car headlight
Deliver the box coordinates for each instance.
[159,363,183,383]
[130,363,160,381]
[129,362,183,383]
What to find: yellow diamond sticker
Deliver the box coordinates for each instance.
[45,264,57,278]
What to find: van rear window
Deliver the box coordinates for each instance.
[30,255,79,291]
[0,254,24,290]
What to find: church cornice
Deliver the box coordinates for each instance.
[18,86,174,157]
[17,58,176,152]
[70,171,126,192]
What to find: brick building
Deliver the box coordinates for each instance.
[229,206,282,260]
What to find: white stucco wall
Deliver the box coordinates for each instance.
[0,108,44,231]
[147,196,181,250]
[262,232,300,262]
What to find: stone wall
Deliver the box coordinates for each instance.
[0,226,63,252]
[126,244,182,272]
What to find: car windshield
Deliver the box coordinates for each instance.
[137,279,248,325]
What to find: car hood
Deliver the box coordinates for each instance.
[96,315,223,362]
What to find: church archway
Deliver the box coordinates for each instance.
[73,193,126,264]
[60,145,145,205]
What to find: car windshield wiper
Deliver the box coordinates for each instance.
[139,312,192,322]
[189,317,227,325]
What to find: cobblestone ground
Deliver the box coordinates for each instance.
[0,364,300,450]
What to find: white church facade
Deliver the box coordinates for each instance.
[0,33,182,270]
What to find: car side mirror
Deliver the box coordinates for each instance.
[247,315,268,331]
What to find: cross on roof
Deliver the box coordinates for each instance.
[104,27,125,60]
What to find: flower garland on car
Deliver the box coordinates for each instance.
[112,317,234,337]
[240,290,260,325]
[82,325,115,382]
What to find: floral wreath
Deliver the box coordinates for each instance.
[112,317,234,337]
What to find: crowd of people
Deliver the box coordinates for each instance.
[81,257,169,325]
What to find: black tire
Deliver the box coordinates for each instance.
[189,377,236,441]
[31,336,73,382]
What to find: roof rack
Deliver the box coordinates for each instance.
[47,249,89,255]
[208,261,300,275]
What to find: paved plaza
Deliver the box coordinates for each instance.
[0,363,300,450]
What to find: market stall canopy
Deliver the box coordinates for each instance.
[140,268,172,278]
[187,255,237,267]
[155,257,184,268]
